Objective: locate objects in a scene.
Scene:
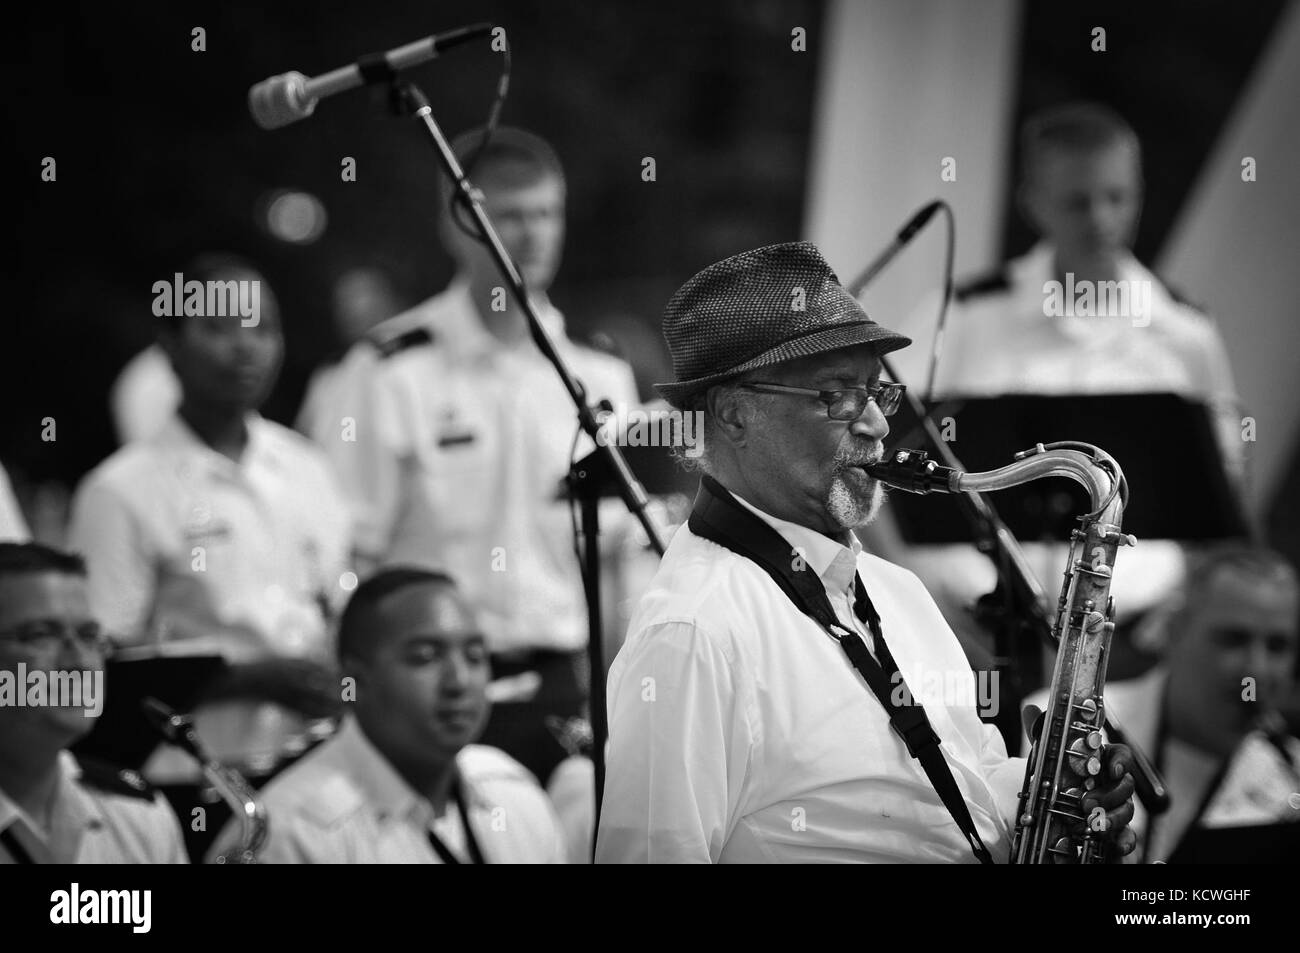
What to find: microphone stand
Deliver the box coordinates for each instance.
[852,220,1168,817]
[385,78,667,846]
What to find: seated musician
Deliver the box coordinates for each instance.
[1027,545,1300,862]
[208,568,566,863]
[0,543,187,863]
[67,254,352,795]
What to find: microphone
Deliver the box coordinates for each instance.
[249,23,494,130]
[846,200,944,297]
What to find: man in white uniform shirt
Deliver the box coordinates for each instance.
[208,567,564,863]
[597,242,1138,863]
[885,103,1244,661]
[68,255,351,781]
[0,543,187,864]
[328,128,639,787]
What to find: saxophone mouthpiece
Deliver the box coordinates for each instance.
[865,449,959,494]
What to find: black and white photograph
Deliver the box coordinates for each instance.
[2,0,1298,919]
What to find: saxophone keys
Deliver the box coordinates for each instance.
[1067,738,1105,777]
[1051,838,1078,863]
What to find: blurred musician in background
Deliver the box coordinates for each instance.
[207,568,565,863]
[67,254,352,789]
[0,543,187,863]
[294,266,403,445]
[316,127,639,795]
[885,102,1244,693]
[1032,545,1300,863]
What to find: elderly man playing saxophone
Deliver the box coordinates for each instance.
[596,242,1139,864]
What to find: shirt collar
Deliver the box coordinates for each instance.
[155,412,274,475]
[56,751,104,829]
[1017,241,1152,292]
[0,752,103,837]
[331,715,436,829]
[442,275,568,359]
[729,492,862,597]
[0,775,22,832]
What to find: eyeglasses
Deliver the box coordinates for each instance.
[740,381,906,420]
[0,620,112,656]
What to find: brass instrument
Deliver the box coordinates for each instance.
[142,697,269,864]
[868,441,1132,863]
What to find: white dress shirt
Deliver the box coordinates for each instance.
[299,298,442,558]
[891,242,1239,415]
[888,242,1243,619]
[597,493,1026,863]
[359,281,640,653]
[110,344,182,445]
[0,752,188,864]
[206,716,566,863]
[68,413,352,776]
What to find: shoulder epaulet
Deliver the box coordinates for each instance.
[74,757,157,802]
[369,326,434,359]
[953,268,1012,303]
[459,744,538,785]
[1158,278,1209,316]
[577,330,625,359]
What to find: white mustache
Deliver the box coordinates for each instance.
[835,447,884,470]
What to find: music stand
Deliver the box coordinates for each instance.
[1167,822,1300,863]
[70,654,227,771]
[885,392,1249,544]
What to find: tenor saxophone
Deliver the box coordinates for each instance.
[867,441,1133,863]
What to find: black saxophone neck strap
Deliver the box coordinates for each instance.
[688,475,995,865]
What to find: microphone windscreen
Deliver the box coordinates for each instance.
[248,71,315,130]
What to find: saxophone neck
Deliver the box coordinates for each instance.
[870,442,1128,524]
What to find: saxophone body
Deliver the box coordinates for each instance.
[868,442,1132,864]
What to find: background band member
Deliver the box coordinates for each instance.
[0,543,187,864]
[208,567,565,863]
[893,102,1239,453]
[68,254,352,785]
[883,102,1244,705]
[597,242,1137,863]
[322,128,639,789]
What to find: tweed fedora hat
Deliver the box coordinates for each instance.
[655,242,911,407]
